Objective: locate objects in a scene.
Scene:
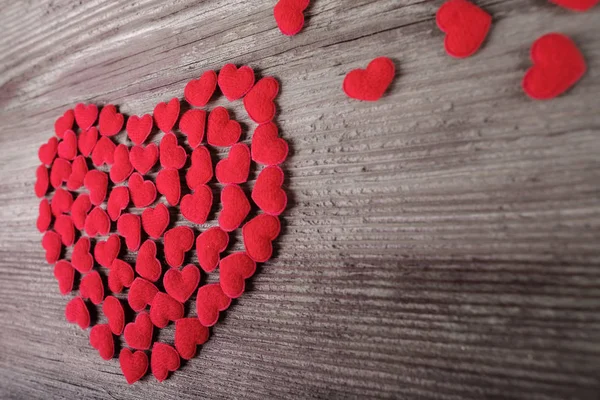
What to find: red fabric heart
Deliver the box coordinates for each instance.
[196,283,231,327]
[207,107,241,147]
[57,130,77,160]
[65,297,90,329]
[74,103,98,130]
[151,342,180,382]
[243,214,280,262]
[130,143,159,175]
[50,158,71,188]
[156,168,181,206]
[180,185,213,224]
[244,77,279,124]
[54,214,75,246]
[343,57,395,101]
[186,146,213,190]
[164,226,194,268]
[150,292,184,328]
[129,173,157,208]
[220,252,256,299]
[107,186,129,221]
[35,165,49,198]
[522,33,586,100]
[117,213,141,251]
[108,258,134,293]
[80,270,105,305]
[66,155,88,191]
[215,143,250,184]
[128,278,159,312]
[196,227,229,273]
[94,234,121,268]
[163,264,200,303]
[110,144,134,183]
[549,0,598,11]
[98,104,124,137]
[174,318,209,360]
[136,240,162,282]
[126,114,153,145]
[436,0,491,58]
[179,109,206,148]
[54,260,75,295]
[218,64,255,101]
[159,133,186,169]
[124,312,153,350]
[252,165,287,216]
[42,230,62,264]
[91,136,116,166]
[219,185,250,232]
[54,109,74,138]
[84,170,108,206]
[119,348,148,385]
[78,127,98,157]
[274,0,309,36]
[51,188,73,216]
[71,194,92,230]
[184,70,217,107]
[37,199,52,233]
[154,98,180,133]
[90,324,114,360]
[39,137,58,165]
[103,295,125,335]
[84,206,110,237]
[72,237,93,273]
[251,122,288,166]
[141,203,170,239]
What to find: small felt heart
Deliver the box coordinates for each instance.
[42,230,62,264]
[251,122,288,166]
[244,77,279,124]
[90,324,115,361]
[215,143,250,184]
[124,312,154,350]
[98,104,124,137]
[220,252,256,299]
[522,33,586,100]
[53,260,75,295]
[343,57,395,101]
[159,133,186,169]
[179,109,206,148]
[436,0,491,58]
[57,130,77,160]
[117,213,141,251]
[129,173,157,208]
[126,114,153,145]
[207,107,241,147]
[119,348,148,385]
[39,137,58,165]
[107,186,130,221]
[163,264,200,303]
[141,203,170,239]
[252,165,287,216]
[196,227,229,273]
[54,214,75,246]
[54,109,74,138]
[85,207,110,237]
[196,283,231,327]
[50,158,71,188]
[84,170,108,206]
[128,278,159,312]
[37,198,52,233]
[549,0,598,11]
[51,188,73,216]
[108,258,135,293]
[78,127,98,157]
[110,144,134,183]
[72,237,93,273]
[151,342,180,382]
[66,155,88,191]
[103,295,125,335]
[174,318,209,360]
[164,226,194,268]
[150,292,184,328]
[80,270,105,305]
[218,64,255,101]
[136,240,162,282]
[65,296,90,329]
[71,194,92,230]
[274,0,310,36]
[35,165,49,198]
[180,185,213,224]
[94,234,121,268]
[74,103,98,130]
[184,70,217,107]
[186,146,213,190]
[156,168,181,206]
[130,143,159,175]
[91,136,116,166]
[242,214,280,262]
[154,98,180,133]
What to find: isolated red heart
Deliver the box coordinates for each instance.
[124,312,153,350]
[274,0,310,36]
[126,114,153,145]
[130,143,158,175]
[244,77,279,123]
[135,240,162,282]
[196,227,229,273]
[174,318,209,360]
[549,0,598,11]
[119,349,148,385]
[343,57,395,101]
[218,184,250,232]
[151,342,180,382]
[90,324,114,360]
[164,264,201,303]
[184,70,217,107]
[436,0,491,58]
[218,64,255,101]
[128,278,159,312]
[179,109,206,148]
[180,185,213,224]
[98,104,124,137]
[207,106,241,147]
[215,143,250,184]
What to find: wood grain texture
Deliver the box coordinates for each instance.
[1,0,600,399]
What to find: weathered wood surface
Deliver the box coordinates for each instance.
[1,0,600,399]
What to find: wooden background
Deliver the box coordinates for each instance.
[1,0,599,399]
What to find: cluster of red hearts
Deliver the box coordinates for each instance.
[35,64,289,384]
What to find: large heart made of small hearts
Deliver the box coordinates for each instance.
[35,65,288,384]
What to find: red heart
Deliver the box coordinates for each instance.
[103,295,125,335]
[164,264,200,303]
[50,158,71,188]
[84,207,110,237]
[110,144,133,183]
[196,227,229,273]
[117,213,141,251]
[84,170,108,206]
[154,98,180,133]
[42,230,62,263]
[550,0,598,11]
[126,114,153,145]
[180,185,213,224]
[74,103,98,130]
[150,292,184,328]
[207,107,241,147]
[54,109,74,138]
[273,0,309,36]
[252,165,287,216]
[436,0,491,58]
[129,173,157,208]
[244,77,279,124]
[159,133,186,169]
[164,226,194,268]
[57,130,77,160]
[218,64,255,101]
[94,234,121,268]
[66,155,88,191]
[37,199,52,233]
[251,122,288,165]
[91,136,116,166]
[39,137,58,165]
[218,185,250,232]
[186,146,213,190]
[156,168,181,206]
[35,165,49,198]
[124,312,153,350]
[98,104,124,137]
[107,186,130,221]
[184,70,217,107]
[215,143,250,184]
[54,214,75,246]
[196,283,231,327]
[220,252,256,299]
[65,297,90,329]
[141,203,170,239]
[136,240,162,282]
[130,143,159,175]
[128,278,159,312]
[108,258,134,293]
[78,127,98,157]
[71,194,92,230]
[80,270,104,305]
[72,237,93,273]
[53,260,75,295]
[51,188,73,216]
[151,343,180,382]
[174,318,209,360]
[522,33,586,100]
[90,324,114,361]
[119,349,148,385]
[243,214,280,262]
[179,109,206,148]
[343,57,395,101]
